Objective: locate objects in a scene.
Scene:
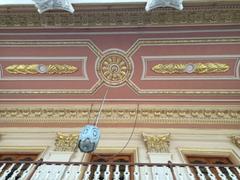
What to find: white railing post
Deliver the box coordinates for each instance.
[134,165,140,180]
[195,166,206,180]
[19,164,35,180]
[143,165,150,180]
[8,164,25,180]
[235,167,240,176]
[83,165,92,180]
[0,163,16,180]
[94,165,101,180]
[215,167,227,180]
[103,165,110,180]
[186,166,195,180]
[152,166,160,180]
[0,163,6,174]
[164,166,173,180]
[205,167,216,180]
[113,165,120,180]
[124,165,130,180]
[225,167,238,180]
[174,166,185,180]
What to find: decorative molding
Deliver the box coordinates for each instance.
[231,136,240,149]
[55,132,79,152]
[0,4,240,27]
[0,105,239,126]
[141,55,240,80]
[143,133,171,153]
[152,63,229,74]
[97,52,132,86]
[0,56,88,81]
[5,64,78,74]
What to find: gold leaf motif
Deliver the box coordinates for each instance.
[231,136,240,149]
[152,63,229,74]
[5,64,78,75]
[55,132,79,152]
[143,133,171,153]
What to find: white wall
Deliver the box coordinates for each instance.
[0,127,239,163]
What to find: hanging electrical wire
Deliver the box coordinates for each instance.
[78,87,109,153]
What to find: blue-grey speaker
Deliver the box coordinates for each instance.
[78,125,100,153]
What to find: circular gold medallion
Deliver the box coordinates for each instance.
[97,52,132,86]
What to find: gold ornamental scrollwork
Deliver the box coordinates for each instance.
[5,64,78,74]
[152,63,230,74]
[143,133,171,153]
[97,52,132,86]
[55,132,79,152]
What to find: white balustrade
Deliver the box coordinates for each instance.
[0,161,239,180]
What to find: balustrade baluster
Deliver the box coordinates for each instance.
[195,166,206,180]
[143,166,150,180]
[94,165,101,180]
[205,167,216,180]
[8,163,24,180]
[0,163,16,180]
[152,166,160,180]
[30,164,43,180]
[83,165,92,180]
[225,167,238,180]
[54,164,66,180]
[19,164,35,180]
[215,167,227,180]
[124,165,130,180]
[235,166,240,176]
[174,166,184,180]
[133,165,140,180]
[103,165,110,180]
[164,166,173,180]
[0,163,6,174]
[185,166,195,180]
[113,165,120,180]
[62,165,74,180]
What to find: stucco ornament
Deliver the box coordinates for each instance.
[5,64,78,74]
[97,53,132,86]
[143,133,171,153]
[145,0,183,11]
[78,125,100,153]
[32,0,74,14]
[55,132,79,152]
[231,136,240,149]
